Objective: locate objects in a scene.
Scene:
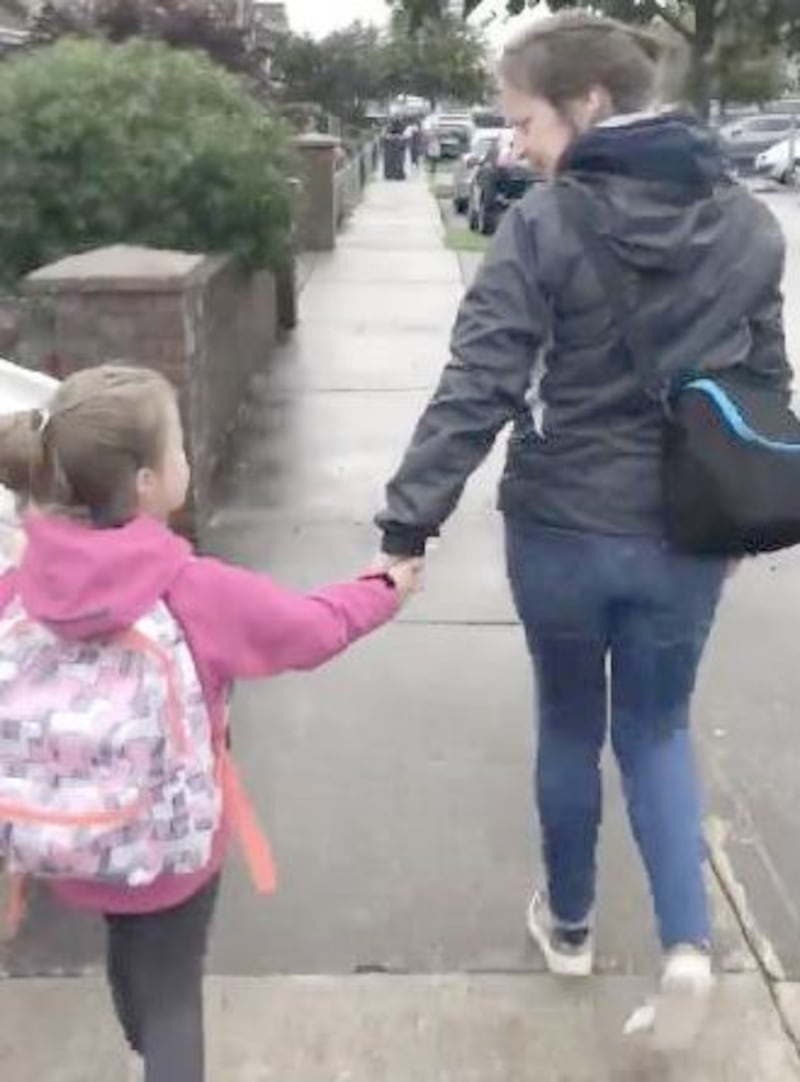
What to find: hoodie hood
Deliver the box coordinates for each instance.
[561,112,726,193]
[558,113,736,274]
[18,514,192,640]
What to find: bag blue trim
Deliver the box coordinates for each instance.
[685,378,800,454]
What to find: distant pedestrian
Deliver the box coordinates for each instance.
[0,365,422,1082]
[409,124,423,167]
[375,10,791,1051]
[383,118,408,181]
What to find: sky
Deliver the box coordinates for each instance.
[283,0,547,47]
[284,0,391,38]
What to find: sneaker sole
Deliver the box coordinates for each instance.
[526,900,593,978]
[651,974,715,1051]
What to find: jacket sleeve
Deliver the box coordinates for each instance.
[376,203,549,556]
[169,558,400,683]
[748,285,793,397]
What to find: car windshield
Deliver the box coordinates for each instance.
[473,112,505,129]
[472,135,498,157]
[437,116,471,128]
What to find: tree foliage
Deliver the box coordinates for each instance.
[382,10,490,107]
[391,0,800,116]
[0,39,294,286]
[273,22,386,124]
[29,0,267,79]
[273,13,490,118]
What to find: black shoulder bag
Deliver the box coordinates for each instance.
[557,181,800,557]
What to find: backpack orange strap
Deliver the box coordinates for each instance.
[219,749,276,895]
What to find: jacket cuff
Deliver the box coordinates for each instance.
[380,525,432,558]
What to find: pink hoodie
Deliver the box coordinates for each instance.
[0,513,399,915]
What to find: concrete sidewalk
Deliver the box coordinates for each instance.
[0,973,797,1080]
[2,173,800,1079]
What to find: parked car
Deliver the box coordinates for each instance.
[438,125,473,160]
[468,130,538,235]
[452,132,502,214]
[755,133,799,184]
[425,113,473,160]
[720,113,799,171]
[471,109,506,131]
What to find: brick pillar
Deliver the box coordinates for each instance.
[293,133,340,252]
[21,244,278,536]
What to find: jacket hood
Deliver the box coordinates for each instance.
[17,514,192,640]
[558,113,735,274]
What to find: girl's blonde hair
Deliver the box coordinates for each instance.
[0,364,177,525]
[500,9,683,115]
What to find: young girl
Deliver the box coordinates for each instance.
[0,364,421,1082]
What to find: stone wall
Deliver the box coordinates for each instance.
[20,245,278,533]
[294,134,377,251]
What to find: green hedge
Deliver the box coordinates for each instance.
[0,38,294,287]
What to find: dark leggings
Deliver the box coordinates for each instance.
[105,876,220,1082]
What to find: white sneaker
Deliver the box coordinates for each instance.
[624,946,714,1050]
[653,946,715,1050]
[526,892,594,977]
[127,1053,144,1082]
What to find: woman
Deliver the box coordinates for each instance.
[375,11,790,1047]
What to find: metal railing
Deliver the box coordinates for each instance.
[334,140,378,228]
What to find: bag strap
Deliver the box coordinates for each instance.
[556,180,666,405]
[218,746,276,895]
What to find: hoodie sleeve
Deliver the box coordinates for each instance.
[168,557,400,683]
[376,202,547,556]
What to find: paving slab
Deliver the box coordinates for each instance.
[304,247,462,286]
[258,331,450,394]
[0,975,797,1082]
[216,387,502,522]
[299,279,461,332]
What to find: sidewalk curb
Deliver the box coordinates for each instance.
[706,816,800,1061]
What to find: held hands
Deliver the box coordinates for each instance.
[370,553,425,604]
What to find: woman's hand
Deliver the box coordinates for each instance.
[384,558,425,603]
[368,553,409,575]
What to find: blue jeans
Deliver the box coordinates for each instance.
[505,520,727,949]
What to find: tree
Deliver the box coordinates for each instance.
[273,22,385,125]
[392,0,800,119]
[390,0,484,23]
[30,0,269,82]
[273,13,490,120]
[382,10,491,108]
[716,45,790,110]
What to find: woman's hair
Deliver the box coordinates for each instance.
[500,9,678,116]
[0,364,176,525]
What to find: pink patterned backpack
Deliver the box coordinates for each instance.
[0,598,223,886]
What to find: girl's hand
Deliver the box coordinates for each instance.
[385,558,425,603]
